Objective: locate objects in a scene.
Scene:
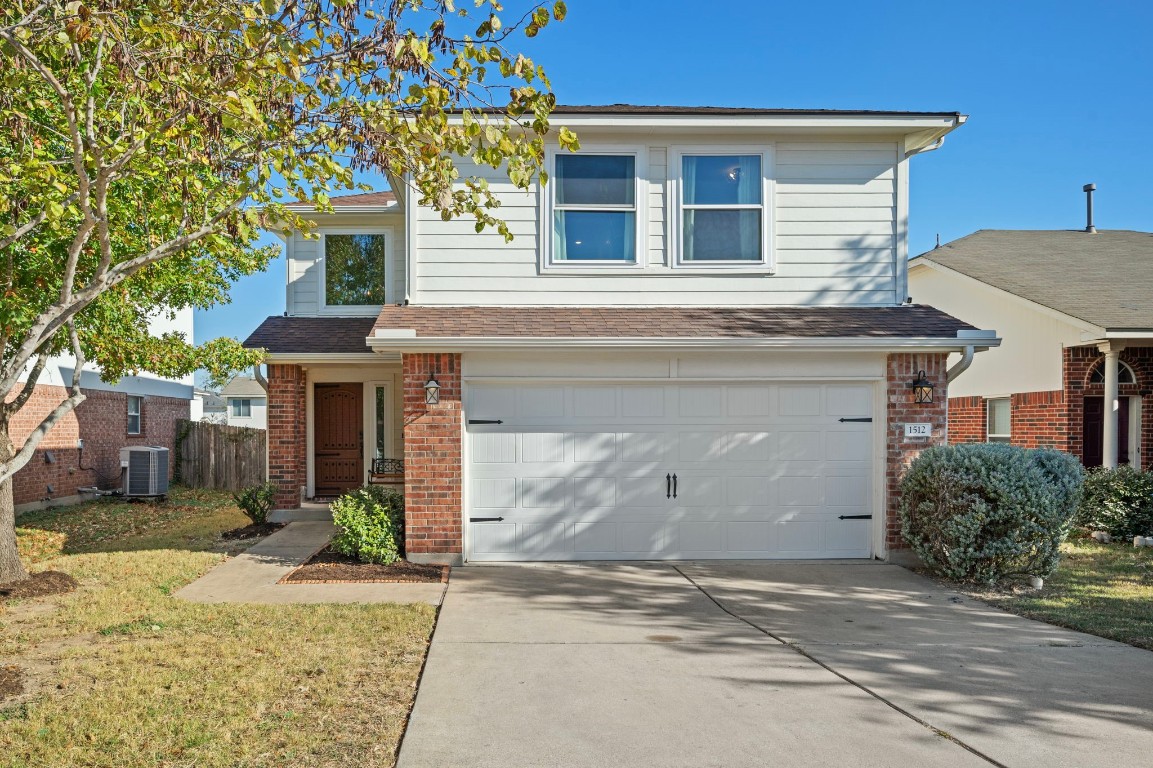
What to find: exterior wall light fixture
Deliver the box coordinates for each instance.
[910,370,934,404]
[424,375,441,405]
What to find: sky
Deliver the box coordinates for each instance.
[194,0,1153,353]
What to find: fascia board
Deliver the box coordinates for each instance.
[365,335,1000,353]
[262,352,397,363]
[909,258,1106,336]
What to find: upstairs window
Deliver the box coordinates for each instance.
[324,233,387,307]
[680,154,766,263]
[552,154,637,263]
[127,395,142,435]
[230,398,252,418]
[987,398,1011,443]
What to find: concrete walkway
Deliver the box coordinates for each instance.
[176,521,445,605]
[397,562,1153,768]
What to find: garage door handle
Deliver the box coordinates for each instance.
[838,417,872,423]
[470,517,505,522]
[672,473,678,499]
[838,514,872,520]
[468,419,503,425]
[666,473,671,499]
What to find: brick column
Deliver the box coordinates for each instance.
[267,364,306,509]
[885,353,949,554]
[402,353,463,564]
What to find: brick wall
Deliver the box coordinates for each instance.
[402,353,462,562]
[9,383,189,507]
[1010,390,1067,450]
[947,395,985,443]
[267,364,307,509]
[885,353,949,551]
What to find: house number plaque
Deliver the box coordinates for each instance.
[904,423,932,438]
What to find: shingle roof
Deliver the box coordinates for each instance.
[244,316,377,354]
[284,191,396,209]
[370,305,975,339]
[220,377,267,398]
[911,230,1153,331]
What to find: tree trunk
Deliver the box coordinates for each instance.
[0,425,30,584]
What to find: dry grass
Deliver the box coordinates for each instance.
[970,536,1153,651]
[2,488,437,767]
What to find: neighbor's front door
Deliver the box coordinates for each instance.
[315,383,363,496]
[1083,396,1131,467]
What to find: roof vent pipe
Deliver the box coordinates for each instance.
[1083,183,1097,233]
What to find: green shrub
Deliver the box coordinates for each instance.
[232,482,277,525]
[330,486,405,565]
[899,443,1084,584]
[1075,466,1153,539]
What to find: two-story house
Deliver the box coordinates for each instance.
[244,105,998,565]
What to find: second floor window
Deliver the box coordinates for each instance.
[230,398,252,418]
[324,233,386,306]
[552,154,637,263]
[681,154,764,263]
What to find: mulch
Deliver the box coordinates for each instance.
[221,522,286,540]
[0,665,23,700]
[0,571,78,603]
[281,546,448,584]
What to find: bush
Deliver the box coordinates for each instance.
[232,482,277,525]
[1075,466,1153,539]
[330,486,405,565]
[899,444,1084,584]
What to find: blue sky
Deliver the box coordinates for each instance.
[195,0,1152,350]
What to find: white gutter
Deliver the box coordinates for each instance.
[946,329,998,383]
[263,353,396,363]
[365,333,1000,354]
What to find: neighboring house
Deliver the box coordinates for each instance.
[244,105,998,565]
[13,308,194,511]
[219,376,268,429]
[910,228,1153,469]
[191,388,228,423]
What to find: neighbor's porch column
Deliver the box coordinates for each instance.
[1100,343,1123,468]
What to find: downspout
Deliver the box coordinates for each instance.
[946,346,974,384]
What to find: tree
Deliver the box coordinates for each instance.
[0,0,576,584]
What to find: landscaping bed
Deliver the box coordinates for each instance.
[0,570,77,603]
[281,545,448,584]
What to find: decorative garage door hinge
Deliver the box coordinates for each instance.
[838,417,872,422]
[838,515,873,520]
[468,419,504,425]
[470,517,505,522]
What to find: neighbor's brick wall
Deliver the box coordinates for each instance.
[885,353,949,551]
[947,395,985,444]
[9,383,189,507]
[267,364,307,509]
[402,353,462,560]
[1064,346,1153,465]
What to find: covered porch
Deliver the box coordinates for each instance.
[1066,341,1153,469]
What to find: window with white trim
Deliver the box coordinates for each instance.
[551,154,637,263]
[987,398,1011,443]
[127,395,142,435]
[230,398,252,418]
[680,154,766,263]
[323,232,387,307]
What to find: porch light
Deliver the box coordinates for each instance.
[910,370,934,404]
[424,375,441,405]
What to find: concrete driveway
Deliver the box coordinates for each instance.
[396,562,1153,768]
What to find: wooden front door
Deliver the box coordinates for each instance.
[1083,396,1131,467]
[315,383,363,496]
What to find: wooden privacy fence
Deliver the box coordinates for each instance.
[175,419,266,491]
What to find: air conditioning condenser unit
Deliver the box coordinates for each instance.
[120,446,169,498]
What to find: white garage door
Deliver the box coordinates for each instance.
[465,382,875,561]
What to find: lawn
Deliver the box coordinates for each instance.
[1,487,437,768]
[972,536,1153,651]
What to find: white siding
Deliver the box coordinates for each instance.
[908,265,1089,397]
[287,212,406,316]
[410,137,900,306]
